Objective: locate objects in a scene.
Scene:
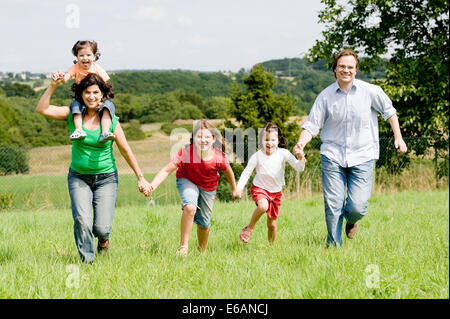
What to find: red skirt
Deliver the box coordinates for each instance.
[250,184,282,220]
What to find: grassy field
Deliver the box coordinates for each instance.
[0,189,448,299]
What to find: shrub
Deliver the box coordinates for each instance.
[160,123,193,136]
[123,120,146,141]
[0,192,15,211]
[0,146,29,175]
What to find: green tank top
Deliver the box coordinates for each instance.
[68,111,119,174]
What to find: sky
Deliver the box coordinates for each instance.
[0,0,325,73]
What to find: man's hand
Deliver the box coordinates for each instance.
[293,143,306,161]
[394,138,407,154]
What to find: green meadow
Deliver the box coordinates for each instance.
[0,189,448,299]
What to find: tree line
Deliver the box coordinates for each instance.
[0,58,343,148]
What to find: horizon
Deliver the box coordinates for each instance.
[0,56,311,75]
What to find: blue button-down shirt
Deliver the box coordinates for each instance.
[302,79,396,167]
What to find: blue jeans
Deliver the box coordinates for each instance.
[176,178,217,228]
[67,168,118,263]
[70,99,116,118]
[321,155,374,247]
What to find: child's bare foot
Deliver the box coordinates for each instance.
[176,245,188,257]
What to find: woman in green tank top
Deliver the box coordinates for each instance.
[36,72,151,263]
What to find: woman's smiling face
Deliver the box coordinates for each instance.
[82,84,103,109]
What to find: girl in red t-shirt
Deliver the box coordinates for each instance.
[147,120,237,257]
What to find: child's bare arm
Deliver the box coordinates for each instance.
[63,73,72,83]
[149,162,178,192]
[223,166,237,196]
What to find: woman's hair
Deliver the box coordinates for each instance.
[71,40,101,61]
[190,119,225,152]
[259,122,286,149]
[71,73,114,103]
[332,48,359,78]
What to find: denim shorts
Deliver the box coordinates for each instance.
[176,178,217,228]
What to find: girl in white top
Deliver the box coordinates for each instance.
[233,123,305,243]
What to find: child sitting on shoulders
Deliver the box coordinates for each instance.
[63,40,115,143]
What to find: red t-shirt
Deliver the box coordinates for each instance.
[173,145,230,191]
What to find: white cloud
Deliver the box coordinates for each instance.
[243,47,260,58]
[185,34,221,46]
[0,49,22,65]
[177,16,193,27]
[132,6,167,21]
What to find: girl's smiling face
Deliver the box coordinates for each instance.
[82,84,103,109]
[194,128,215,153]
[76,47,95,71]
[263,130,278,155]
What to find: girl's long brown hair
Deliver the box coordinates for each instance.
[190,119,225,153]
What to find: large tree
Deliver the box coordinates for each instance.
[309,0,449,137]
[229,64,298,141]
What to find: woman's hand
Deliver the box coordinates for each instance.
[51,71,65,87]
[138,178,153,197]
[35,72,70,120]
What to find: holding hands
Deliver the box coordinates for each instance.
[293,143,307,162]
[51,71,65,86]
[232,187,243,199]
[138,178,153,197]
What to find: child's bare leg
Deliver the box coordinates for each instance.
[267,217,277,243]
[248,199,269,230]
[101,108,112,134]
[69,113,87,140]
[73,113,83,131]
[197,226,210,252]
[180,204,196,248]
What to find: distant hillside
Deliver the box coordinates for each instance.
[0,56,389,148]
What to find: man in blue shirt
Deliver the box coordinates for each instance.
[294,49,407,247]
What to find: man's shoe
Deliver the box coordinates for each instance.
[97,239,110,254]
[345,222,358,239]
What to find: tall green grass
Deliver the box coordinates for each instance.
[0,173,179,211]
[1,154,446,211]
[0,190,448,298]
